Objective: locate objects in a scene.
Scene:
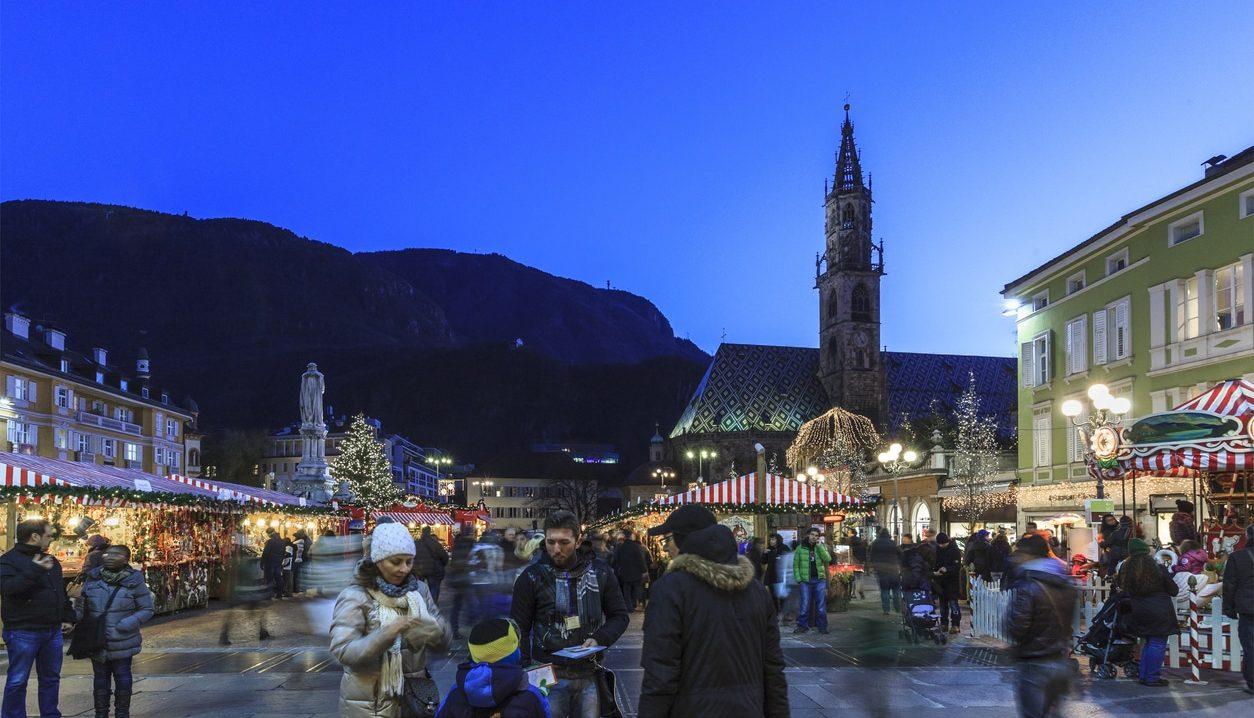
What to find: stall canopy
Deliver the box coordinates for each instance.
[372,509,455,525]
[658,473,864,507]
[1123,379,1254,473]
[0,452,311,508]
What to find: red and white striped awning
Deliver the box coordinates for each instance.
[0,452,219,501]
[1121,379,1254,474]
[372,511,455,526]
[658,473,863,507]
[167,474,309,507]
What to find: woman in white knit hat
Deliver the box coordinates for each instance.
[330,522,452,717]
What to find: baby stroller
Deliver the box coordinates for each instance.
[899,589,947,645]
[1075,591,1137,679]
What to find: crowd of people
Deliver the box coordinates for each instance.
[5,510,1253,718]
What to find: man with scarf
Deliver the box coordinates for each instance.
[511,510,629,718]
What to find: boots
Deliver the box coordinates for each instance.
[93,688,111,718]
[114,687,132,718]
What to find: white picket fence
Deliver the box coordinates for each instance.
[968,575,1243,673]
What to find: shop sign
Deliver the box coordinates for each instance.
[1083,499,1114,524]
[822,512,846,524]
[132,478,152,492]
[718,514,754,541]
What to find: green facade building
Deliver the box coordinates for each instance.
[1002,147,1253,538]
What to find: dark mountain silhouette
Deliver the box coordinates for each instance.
[0,200,707,474]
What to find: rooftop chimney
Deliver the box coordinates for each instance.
[1202,154,1228,178]
[136,347,151,379]
[4,312,30,340]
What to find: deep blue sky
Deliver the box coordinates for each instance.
[4,3,1252,357]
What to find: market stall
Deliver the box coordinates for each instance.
[1095,379,1254,554]
[0,452,334,614]
[372,503,457,546]
[595,471,873,609]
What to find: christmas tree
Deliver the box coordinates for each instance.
[331,414,401,512]
[944,372,1014,535]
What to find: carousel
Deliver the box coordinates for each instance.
[1095,378,1254,555]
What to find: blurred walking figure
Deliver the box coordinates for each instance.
[413,527,450,604]
[933,533,962,634]
[331,522,452,718]
[306,530,361,598]
[291,529,311,595]
[763,534,785,613]
[447,533,477,639]
[1004,534,1076,718]
[640,505,788,718]
[471,530,512,619]
[260,528,287,600]
[75,545,153,718]
[613,529,651,612]
[869,529,901,615]
[219,527,273,645]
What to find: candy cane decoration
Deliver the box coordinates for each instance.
[1184,575,1207,685]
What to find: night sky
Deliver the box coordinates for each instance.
[3,3,1252,357]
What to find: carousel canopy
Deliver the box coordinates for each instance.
[658,472,864,508]
[373,509,455,525]
[1123,379,1254,473]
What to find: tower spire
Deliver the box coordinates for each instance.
[834,103,864,192]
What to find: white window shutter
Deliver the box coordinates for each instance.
[1114,299,1130,360]
[1093,310,1108,365]
[1064,322,1075,374]
[5,376,14,398]
[1042,331,1053,383]
[1021,341,1035,388]
[1074,317,1087,373]
[28,382,37,403]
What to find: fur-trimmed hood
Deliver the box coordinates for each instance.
[666,552,756,592]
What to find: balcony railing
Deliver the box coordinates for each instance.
[76,410,142,436]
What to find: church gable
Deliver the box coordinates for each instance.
[669,344,830,437]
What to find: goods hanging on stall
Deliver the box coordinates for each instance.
[0,452,338,615]
[1093,379,1254,554]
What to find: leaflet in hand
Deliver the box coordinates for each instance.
[552,644,606,659]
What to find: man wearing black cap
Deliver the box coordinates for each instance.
[639,505,788,717]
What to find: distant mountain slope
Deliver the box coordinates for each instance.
[359,248,707,365]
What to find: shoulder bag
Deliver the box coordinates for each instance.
[68,583,124,660]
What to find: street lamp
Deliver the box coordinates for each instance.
[877,443,919,540]
[1061,383,1131,501]
[652,467,676,489]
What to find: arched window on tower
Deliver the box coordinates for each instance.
[826,337,840,371]
[852,284,871,322]
[826,291,838,321]
[841,204,855,230]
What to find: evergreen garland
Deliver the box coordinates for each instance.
[331,414,401,512]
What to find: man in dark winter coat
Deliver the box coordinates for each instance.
[1,519,77,718]
[511,511,629,718]
[260,528,287,600]
[1004,534,1077,718]
[933,533,963,633]
[413,526,451,603]
[1102,515,1134,575]
[613,529,652,612]
[964,529,992,582]
[640,505,788,718]
[868,529,901,614]
[1221,524,1254,694]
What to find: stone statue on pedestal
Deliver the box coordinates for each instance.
[287,362,335,502]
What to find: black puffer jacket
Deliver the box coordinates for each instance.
[934,541,963,592]
[613,539,651,582]
[899,545,930,591]
[1004,557,1076,659]
[1116,558,1179,637]
[1222,546,1254,617]
[639,524,788,718]
[868,535,900,575]
[964,536,992,582]
[0,544,76,630]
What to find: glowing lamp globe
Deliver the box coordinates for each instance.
[1109,397,1132,415]
[903,450,918,462]
[890,443,903,454]
[1087,384,1111,402]
[1061,399,1083,418]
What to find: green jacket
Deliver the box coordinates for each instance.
[793,543,831,582]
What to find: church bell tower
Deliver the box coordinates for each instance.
[817,104,886,426]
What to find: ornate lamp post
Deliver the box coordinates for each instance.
[1060,383,1131,501]
[652,467,676,490]
[877,442,918,541]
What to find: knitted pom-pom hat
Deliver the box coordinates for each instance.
[370,522,416,563]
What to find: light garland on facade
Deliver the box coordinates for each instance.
[1016,476,1199,508]
[590,498,877,531]
[940,487,1017,514]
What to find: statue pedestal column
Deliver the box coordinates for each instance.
[292,421,334,502]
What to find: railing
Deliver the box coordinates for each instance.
[969,575,1242,672]
[76,410,142,436]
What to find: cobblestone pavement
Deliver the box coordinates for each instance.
[3,590,1251,717]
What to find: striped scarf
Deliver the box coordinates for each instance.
[367,578,431,698]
